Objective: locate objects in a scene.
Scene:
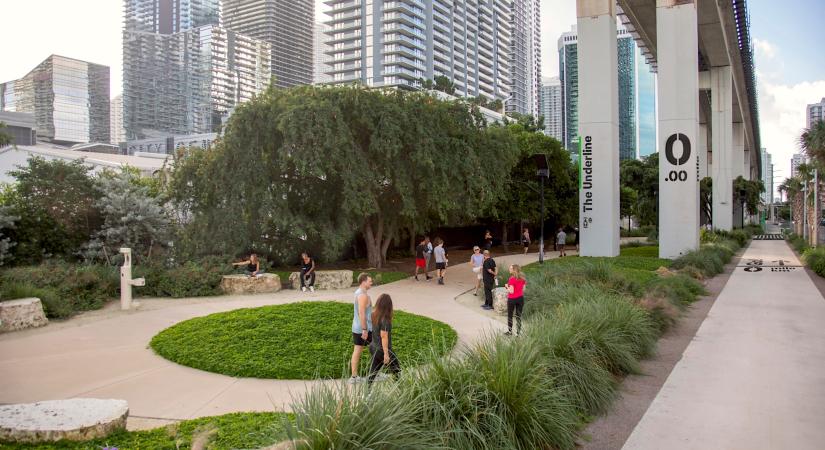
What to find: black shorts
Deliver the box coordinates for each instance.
[522,240,530,247]
[352,331,373,346]
[435,262,446,270]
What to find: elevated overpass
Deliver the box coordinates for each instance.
[575,0,761,259]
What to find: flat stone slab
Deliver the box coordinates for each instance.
[289,270,353,290]
[220,274,282,295]
[0,398,128,443]
[0,298,48,333]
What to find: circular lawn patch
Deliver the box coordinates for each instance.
[150,301,457,379]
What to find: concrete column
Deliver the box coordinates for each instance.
[657,0,700,259]
[699,123,709,179]
[711,66,733,231]
[576,0,620,257]
[732,122,745,179]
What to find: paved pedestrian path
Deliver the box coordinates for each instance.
[0,251,545,429]
[623,238,825,450]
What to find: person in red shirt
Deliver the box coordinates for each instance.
[504,264,527,336]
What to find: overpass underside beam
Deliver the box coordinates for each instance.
[657,0,700,259]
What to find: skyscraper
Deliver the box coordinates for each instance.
[791,153,806,178]
[223,0,314,88]
[507,0,541,117]
[123,0,271,140]
[1,55,110,144]
[807,98,825,128]
[558,26,655,159]
[539,77,562,143]
[761,149,772,204]
[314,22,332,84]
[110,94,126,144]
[324,0,513,104]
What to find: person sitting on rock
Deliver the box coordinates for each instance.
[300,252,316,292]
[233,253,263,278]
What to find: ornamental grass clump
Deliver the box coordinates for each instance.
[803,247,825,277]
[523,316,617,416]
[646,274,707,311]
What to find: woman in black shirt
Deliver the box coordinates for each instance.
[368,294,400,384]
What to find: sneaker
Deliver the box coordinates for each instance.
[426,276,432,281]
[483,305,493,310]
[375,373,391,381]
[301,287,307,292]
[504,331,512,336]
[473,292,478,296]
[309,286,315,292]
[348,376,364,385]
[438,278,444,285]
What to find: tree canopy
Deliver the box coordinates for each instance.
[169,85,520,267]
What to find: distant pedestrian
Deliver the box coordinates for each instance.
[368,294,401,384]
[522,228,531,254]
[483,230,493,251]
[300,252,316,292]
[434,238,448,284]
[469,245,484,296]
[481,250,497,310]
[414,237,429,281]
[573,227,580,252]
[504,264,526,336]
[349,273,373,384]
[557,228,567,257]
[424,236,434,280]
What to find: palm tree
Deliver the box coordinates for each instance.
[779,177,804,236]
[801,120,825,245]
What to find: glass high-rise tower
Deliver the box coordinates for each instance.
[223,0,315,88]
[123,0,271,140]
[539,76,562,143]
[558,26,656,160]
[323,0,513,104]
[1,55,110,144]
[507,0,541,117]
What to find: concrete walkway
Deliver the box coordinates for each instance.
[623,238,825,450]
[0,251,545,429]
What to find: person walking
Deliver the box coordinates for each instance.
[504,264,527,336]
[423,236,434,281]
[433,238,448,285]
[349,273,373,384]
[557,228,567,257]
[483,230,493,251]
[573,227,580,252]
[300,252,316,292]
[469,245,484,296]
[522,228,531,254]
[368,293,401,384]
[414,237,428,281]
[481,250,497,310]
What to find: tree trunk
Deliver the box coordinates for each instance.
[502,224,508,252]
[363,216,395,269]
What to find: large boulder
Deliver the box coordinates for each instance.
[289,270,353,290]
[0,399,128,443]
[492,287,509,315]
[220,274,282,295]
[0,298,48,333]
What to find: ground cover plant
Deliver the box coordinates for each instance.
[150,301,457,379]
[0,412,292,450]
[803,246,825,277]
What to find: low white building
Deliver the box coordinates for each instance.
[0,143,171,184]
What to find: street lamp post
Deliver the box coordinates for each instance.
[533,154,549,264]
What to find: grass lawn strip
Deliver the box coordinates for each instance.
[150,301,457,379]
[0,412,292,450]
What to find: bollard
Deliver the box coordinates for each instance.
[119,248,146,310]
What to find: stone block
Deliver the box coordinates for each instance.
[0,298,48,333]
[220,274,282,295]
[0,398,128,443]
[492,287,509,315]
[289,270,353,290]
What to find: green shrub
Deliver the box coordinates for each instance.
[354,270,409,286]
[2,412,292,450]
[0,282,69,319]
[788,233,810,254]
[287,382,440,449]
[136,259,233,298]
[671,239,740,277]
[525,316,617,416]
[803,247,825,277]
[0,261,118,317]
[646,274,707,310]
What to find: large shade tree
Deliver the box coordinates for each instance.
[170,85,519,268]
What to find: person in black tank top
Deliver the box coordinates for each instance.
[300,252,316,292]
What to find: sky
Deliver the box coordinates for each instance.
[0,0,822,200]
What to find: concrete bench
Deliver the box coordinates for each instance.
[0,298,48,333]
[289,270,353,291]
[220,274,282,295]
[0,399,128,443]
